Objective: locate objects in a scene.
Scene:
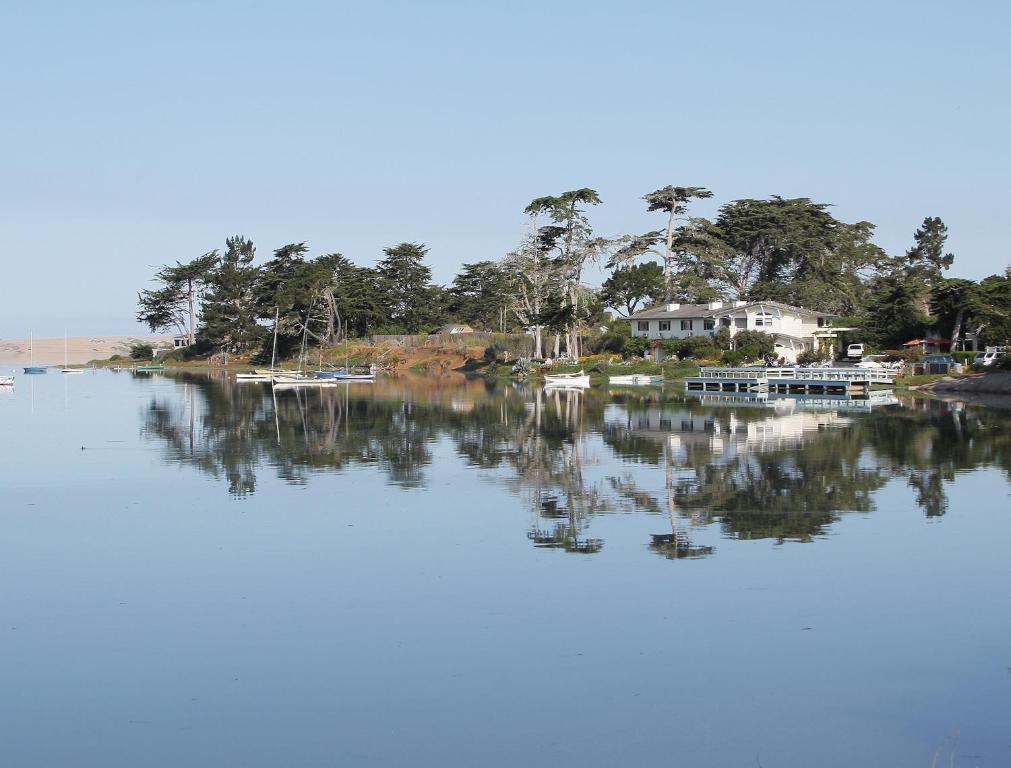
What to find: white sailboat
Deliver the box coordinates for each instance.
[61,330,83,374]
[0,371,13,386]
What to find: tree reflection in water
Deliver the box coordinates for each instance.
[141,373,1011,557]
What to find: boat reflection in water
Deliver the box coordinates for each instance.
[141,372,1011,557]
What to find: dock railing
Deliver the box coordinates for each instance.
[696,366,894,384]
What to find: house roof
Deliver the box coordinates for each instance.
[432,323,475,334]
[628,300,833,321]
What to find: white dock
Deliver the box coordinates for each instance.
[685,366,894,395]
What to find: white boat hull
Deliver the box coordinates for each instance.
[544,371,590,388]
[609,374,662,386]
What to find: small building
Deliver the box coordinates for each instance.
[173,336,191,349]
[626,300,835,363]
[431,323,475,335]
[903,337,948,355]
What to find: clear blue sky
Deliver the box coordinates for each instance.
[2,0,1008,336]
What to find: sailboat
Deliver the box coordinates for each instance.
[0,371,13,386]
[23,332,47,374]
[61,330,83,374]
[238,308,298,381]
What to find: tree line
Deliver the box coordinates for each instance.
[138,186,1011,359]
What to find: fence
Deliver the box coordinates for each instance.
[369,332,533,355]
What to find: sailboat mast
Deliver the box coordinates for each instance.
[271,307,279,371]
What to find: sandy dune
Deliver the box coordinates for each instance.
[0,335,174,366]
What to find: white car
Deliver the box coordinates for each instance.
[974,350,1005,367]
[846,343,865,359]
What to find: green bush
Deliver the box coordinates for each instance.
[797,349,828,365]
[731,330,775,362]
[623,336,649,359]
[677,335,719,360]
[951,351,976,364]
[129,343,154,361]
[713,327,732,351]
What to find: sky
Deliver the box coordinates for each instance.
[1,0,1008,337]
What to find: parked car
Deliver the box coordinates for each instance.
[917,354,962,375]
[846,343,865,359]
[974,350,1005,367]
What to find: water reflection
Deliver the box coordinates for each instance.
[141,373,1011,556]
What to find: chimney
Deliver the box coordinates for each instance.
[665,303,680,311]
[707,300,723,310]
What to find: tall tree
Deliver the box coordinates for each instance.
[501,228,558,359]
[376,242,439,332]
[199,235,263,354]
[524,189,604,357]
[906,216,954,286]
[601,262,665,316]
[136,252,218,344]
[448,261,511,330]
[610,186,714,301]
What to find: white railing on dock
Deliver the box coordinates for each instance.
[696,366,893,384]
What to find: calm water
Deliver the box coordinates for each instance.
[1,370,1009,767]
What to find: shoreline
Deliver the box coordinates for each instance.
[0,335,172,366]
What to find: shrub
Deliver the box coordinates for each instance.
[129,343,154,360]
[624,336,649,359]
[730,330,775,361]
[678,335,720,360]
[592,319,632,355]
[796,349,828,366]
[713,327,732,351]
[951,351,976,364]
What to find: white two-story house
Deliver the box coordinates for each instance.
[627,300,836,363]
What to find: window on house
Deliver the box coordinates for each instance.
[637,321,649,332]
[704,319,715,330]
[755,312,773,327]
[720,317,731,327]
[680,320,693,331]
[659,321,671,331]
[735,317,747,329]
[817,317,826,327]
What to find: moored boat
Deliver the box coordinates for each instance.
[543,370,590,388]
[272,375,341,388]
[609,374,663,386]
[0,373,14,386]
[23,332,47,373]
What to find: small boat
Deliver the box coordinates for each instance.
[23,332,47,374]
[609,374,663,386]
[543,370,590,388]
[272,375,341,388]
[0,373,14,386]
[235,372,275,382]
[135,364,164,372]
[61,330,84,374]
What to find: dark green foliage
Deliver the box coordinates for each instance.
[448,261,511,330]
[199,236,265,354]
[601,262,665,316]
[137,252,218,341]
[129,343,154,360]
[728,330,775,362]
[906,216,953,286]
[377,242,441,333]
